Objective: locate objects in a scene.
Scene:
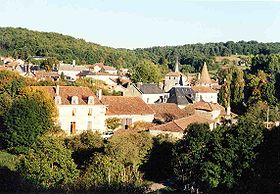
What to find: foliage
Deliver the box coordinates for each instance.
[18,136,79,190]
[0,151,19,171]
[105,132,153,167]
[142,134,176,181]
[105,117,121,130]
[0,89,57,152]
[172,120,264,192]
[77,153,146,192]
[65,131,104,168]
[131,60,162,83]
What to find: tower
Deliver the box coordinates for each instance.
[175,56,179,72]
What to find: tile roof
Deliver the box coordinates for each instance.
[150,114,213,132]
[191,86,217,93]
[192,101,223,111]
[58,64,87,71]
[149,103,188,122]
[101,96,154,115]
[167,86,194,105]
[76,70,95,76]
[135,83,164,94]
[31,86,102,105]
[197,63,212,85]
[102,65,117,71]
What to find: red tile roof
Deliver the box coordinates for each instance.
[149,103,187,122]
[31,86,102,105]
[101,96,154,115]
[150,114,212,132]
[192,86,217,93]
[192,101,225,112]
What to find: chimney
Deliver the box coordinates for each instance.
[72,60,76,66]
[96,89,102,100]
[136,82,142,88]
[56,85,60,96]
[198,73,201,80]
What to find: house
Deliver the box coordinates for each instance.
[149,103,188,123]
[57,62,88,81]
[101,65,118,75]
[124,83,167,104]
[33,70,60,81]
[163,58,190,92]
[186,101,226,121]
[167,86,194,109]
[76,71,119,86]
[149,114,214,139]
[192,86,218,103]
[100,96,155,129]
[31,86,107,135]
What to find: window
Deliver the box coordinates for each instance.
[147,98,149,103]
[88,96,94,104]
[88,108,92,116]
[70,122,76,135]
[72,108,76,116]
[71,96,79,105]
[87,121,92,130]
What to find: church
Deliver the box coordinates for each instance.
[164,59,219,108]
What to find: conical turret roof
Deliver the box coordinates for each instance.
[197,62,212,85]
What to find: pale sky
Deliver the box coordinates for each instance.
[0,0,280,49]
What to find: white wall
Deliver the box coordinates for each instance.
[58,70,80,81]
[194,109,221,120]
[142,93,165,104]
[194,92,218,103]
[85,74,119,85]
[106,114,154,124]
[57,105,107,135]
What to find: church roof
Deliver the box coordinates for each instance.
[197,63,212,85]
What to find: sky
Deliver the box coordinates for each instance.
[0,0,280,49]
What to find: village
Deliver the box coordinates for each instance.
[0,55,236,139]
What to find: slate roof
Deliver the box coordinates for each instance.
[136,83,164,94]
[101,96,154,115]
[31,86,102,105]
[76,70,95,76]
[167,86,194,105]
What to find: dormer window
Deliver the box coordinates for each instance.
[88,96,94,105]
[54,96,61,105]
[71,96,79,105]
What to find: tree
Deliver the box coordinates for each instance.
[172,119,264,192]
[131,60,162,83]
[19,136,79,190]
[105,118,121,131]
[77,153,145,192]
[105,132,153,167]
[0,89,57,152]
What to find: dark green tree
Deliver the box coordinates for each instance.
[19,136,79,190]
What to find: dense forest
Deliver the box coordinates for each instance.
[1,27,280,72]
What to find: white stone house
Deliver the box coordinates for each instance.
[124,83,167,104]
[32,86,107,135]
[100,96,155,129]
[58,63,88,81]
[192,86,218,103]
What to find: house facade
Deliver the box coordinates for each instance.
[124,83,167,104]
[32,86,107,135]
